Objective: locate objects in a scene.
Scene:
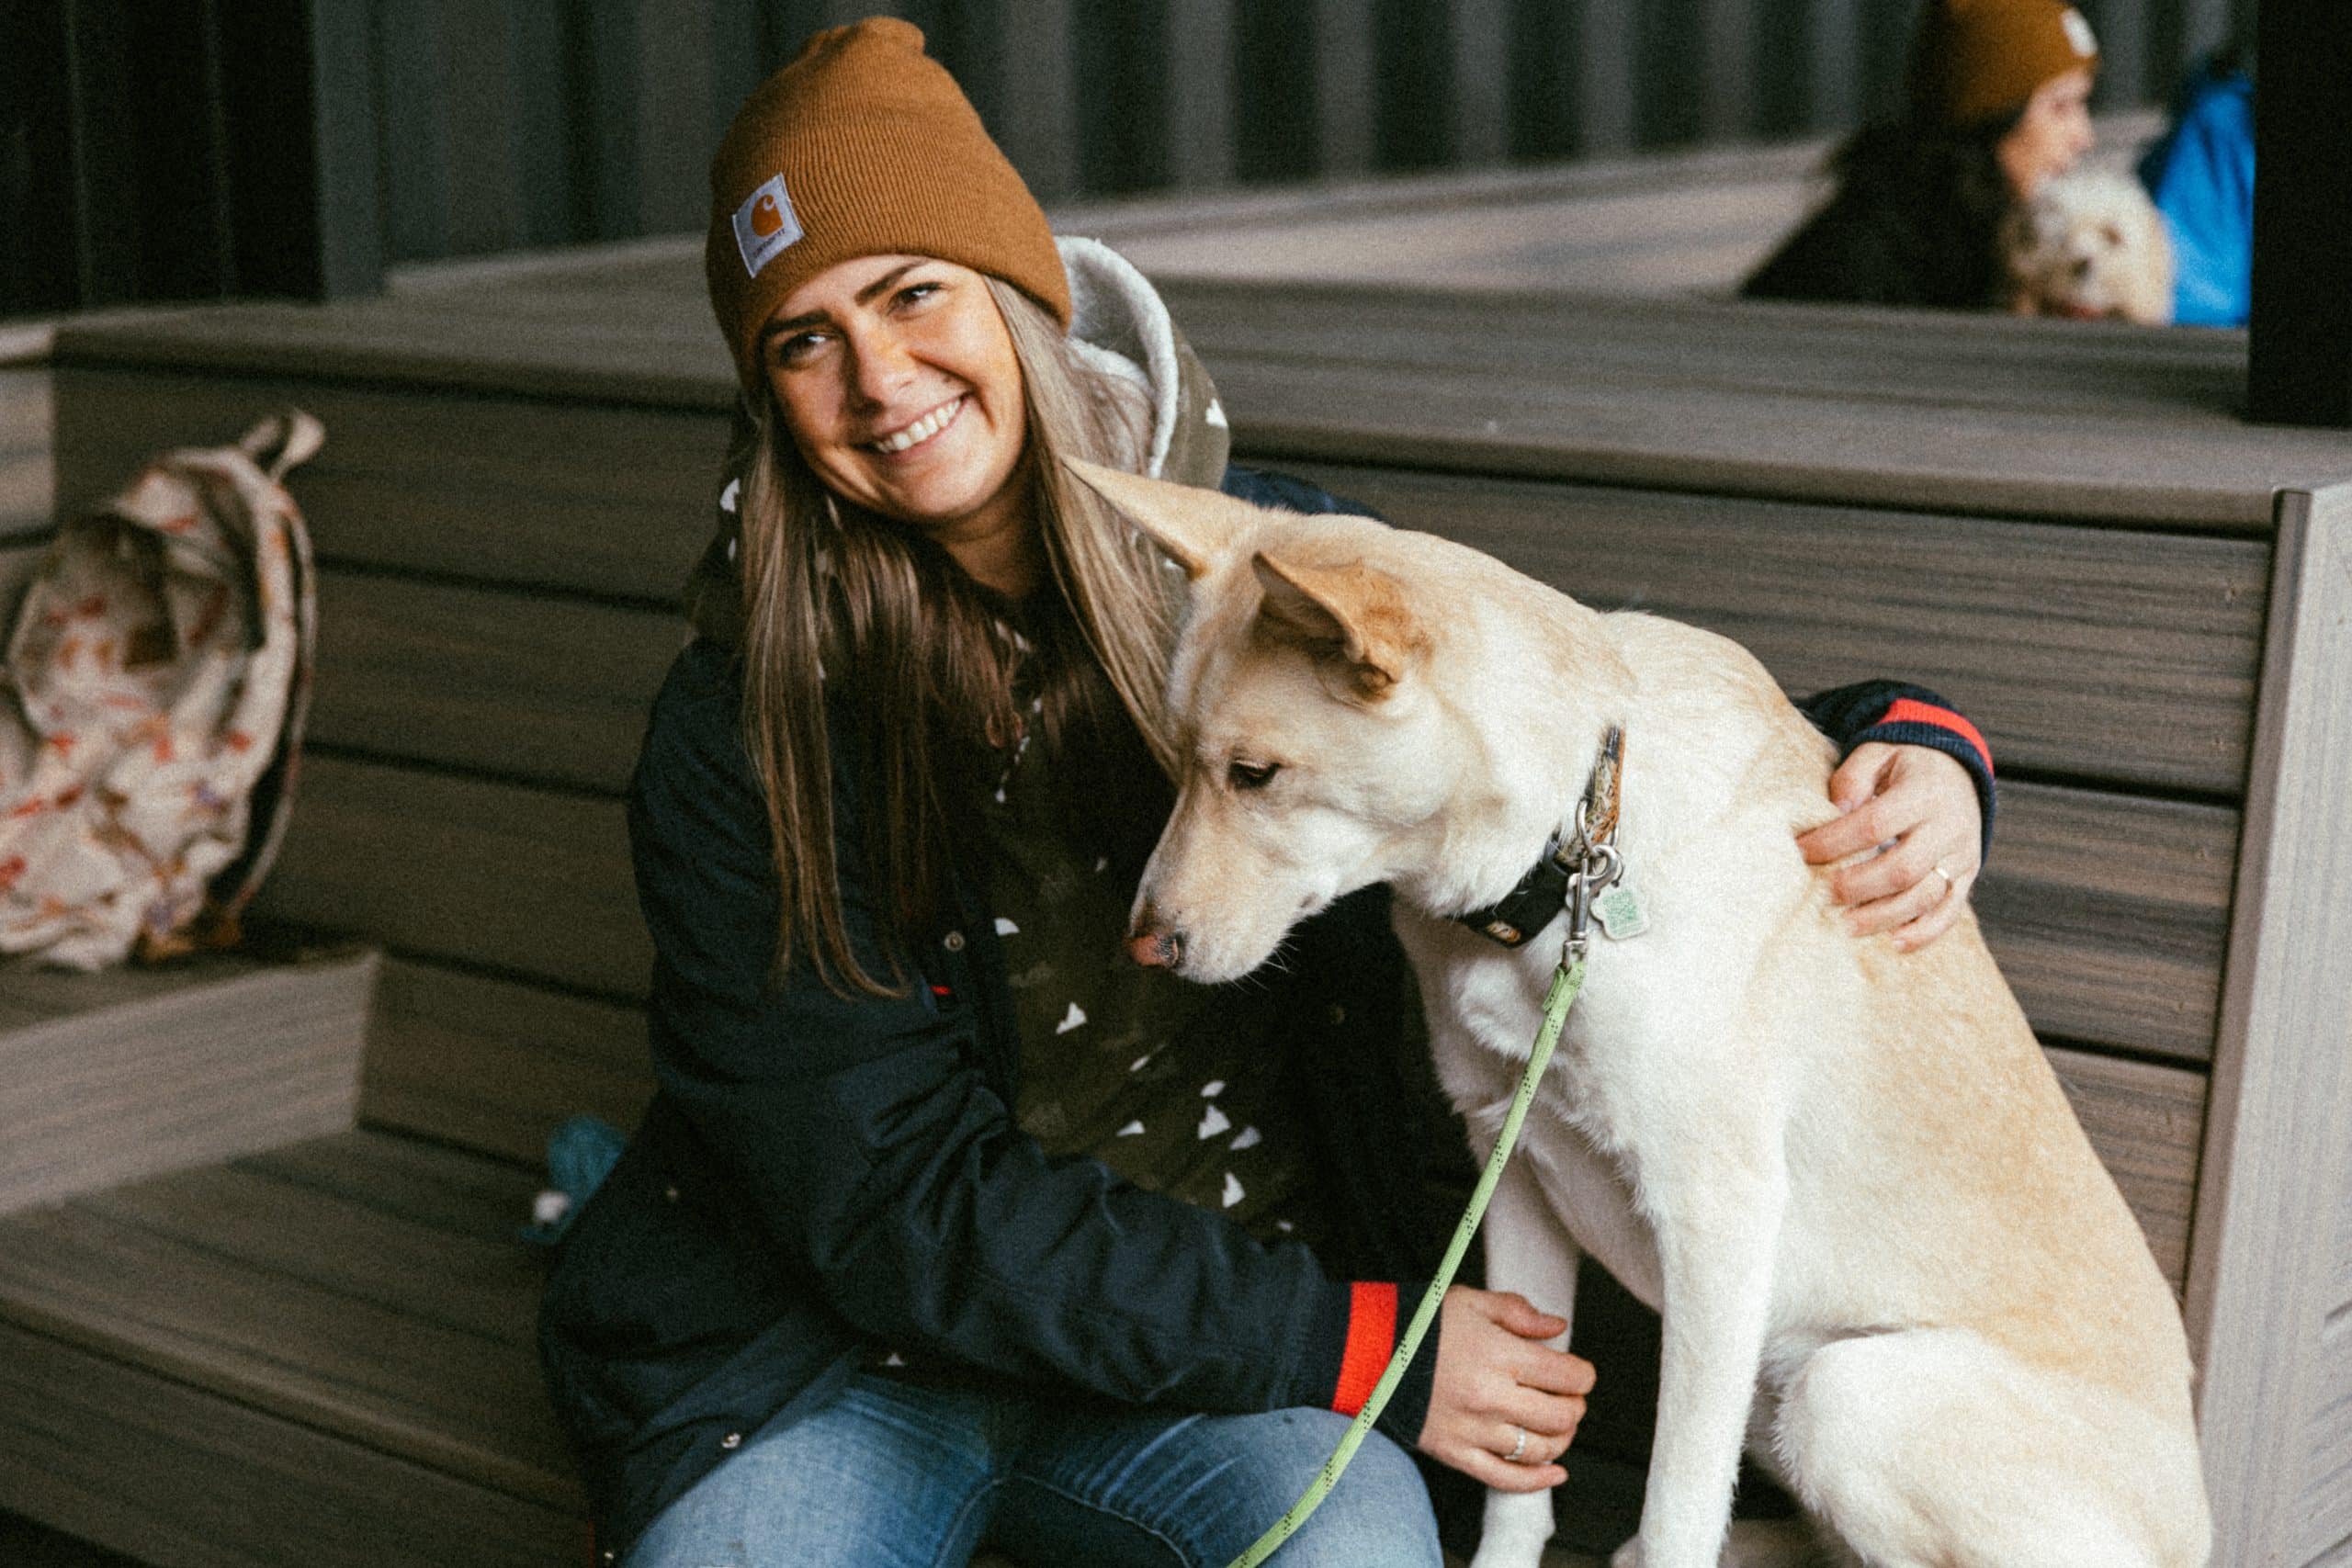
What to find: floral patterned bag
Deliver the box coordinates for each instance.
[0,411,321,968]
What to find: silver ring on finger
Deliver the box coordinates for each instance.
[1505,1425,1529,1464]
[1928,863,1956,903]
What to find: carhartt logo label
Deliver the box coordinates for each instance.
[732,175,802,278]
[2060,7,2097,57]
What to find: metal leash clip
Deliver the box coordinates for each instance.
[1562,801,1624,964]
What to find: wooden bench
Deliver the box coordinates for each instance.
[6,232,2349,1566]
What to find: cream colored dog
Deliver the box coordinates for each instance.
[1081,462,2211,1568]
[2001,169,2176,325]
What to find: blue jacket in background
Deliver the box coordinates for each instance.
[2140,62,2255,329]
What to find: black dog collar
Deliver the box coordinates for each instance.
[1456,727,1625,949]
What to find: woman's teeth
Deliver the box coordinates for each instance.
[872,398,962,454]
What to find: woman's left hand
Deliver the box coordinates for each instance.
[1795,742,1983,952]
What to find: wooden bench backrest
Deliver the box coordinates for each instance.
[47,285,2254,1295]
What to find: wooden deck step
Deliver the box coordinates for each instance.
[0,1130,583,1568]
[0,951,379,1217]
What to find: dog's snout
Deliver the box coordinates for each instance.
[1126,920,1184,970]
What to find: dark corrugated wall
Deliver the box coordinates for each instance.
[1,0,2257,312]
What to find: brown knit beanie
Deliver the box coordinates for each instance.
[1907,0,2100,127]
[704,17,1070,396]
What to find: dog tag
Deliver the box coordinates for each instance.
[1591,881,1647,940]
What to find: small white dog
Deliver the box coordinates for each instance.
[1085,461,2211,1568]
[2001,169,2176,325]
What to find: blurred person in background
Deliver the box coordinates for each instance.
[1744,0,2098,310]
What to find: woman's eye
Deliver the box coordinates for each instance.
[1228,760,1281,791]
[773,331,828,367]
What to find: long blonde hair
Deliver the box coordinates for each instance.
[737,276,1175,996]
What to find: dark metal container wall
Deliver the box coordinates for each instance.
[3,0,2256,318]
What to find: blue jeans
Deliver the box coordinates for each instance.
[626,1371,1443,1568]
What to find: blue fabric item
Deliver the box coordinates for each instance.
[623,1371,1441,1568]
[2138,62,2255,328]
[520,1114,628,1248]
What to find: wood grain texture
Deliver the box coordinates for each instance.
[0,952,377,1215]
[361,958,652,1165]
[254,756,644,998]
[311,569,684,794]
[1971,784,2235,1066]
[0,1317,582,1568]
[2044,1048,2207,1292]
[0,1132,578,1513]
[1289,462,2269,795]
[51,366,724,600]
[2303,1310,2352,1568]
[2185,488,2352,1566]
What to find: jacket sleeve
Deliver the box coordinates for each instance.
[628,642,1434,1442]
[1796,680,1996,863]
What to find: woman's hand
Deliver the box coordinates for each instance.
[1417,1286,1595,1491]
[1796,742,1983,952]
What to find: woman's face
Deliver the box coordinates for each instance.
[1997,68,2096,201]
[761,254,1029,547]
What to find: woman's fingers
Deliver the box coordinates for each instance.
[1797,744,1984,952]
[1420,1289,1595,1487]
[1444,1442,1567,1494]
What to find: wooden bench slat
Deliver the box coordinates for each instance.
[0,1166,576,1509]
[82,1152,539,1348]
[359,958,651,1167]
[51,366,722,601]
[1972,785,2235,1065]
[293,479,2265,800]
[0,953,376,1216]
[2044,1047,2206,1291]
[1201,350,2331,533]
[255,755,643,998]
[312,568,682,795]
[0,1319,580,1568]
[1292,462,2268,795]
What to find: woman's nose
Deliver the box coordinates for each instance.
[846,327,918,406]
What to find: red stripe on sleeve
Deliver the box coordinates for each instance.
[1878,698,1994,776]
[1331,1282,1397,1416]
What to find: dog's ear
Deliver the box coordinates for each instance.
[1251,550,1423,697]
[1061,458,1264,579]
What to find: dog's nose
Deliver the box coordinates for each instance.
[1127,927,1184,969]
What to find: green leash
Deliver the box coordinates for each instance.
[1224,953,1589,1568]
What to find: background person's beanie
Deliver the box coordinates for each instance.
[1907,0,2100,127]
[704,17,1070,396]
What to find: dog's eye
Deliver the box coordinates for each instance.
[1228,759,1282,791]
[2101,224,2123,247]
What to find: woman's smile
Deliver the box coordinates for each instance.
[866,394,967,457]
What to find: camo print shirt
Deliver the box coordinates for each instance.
[982,685,1324,1252]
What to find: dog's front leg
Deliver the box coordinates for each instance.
[1630,1148,1787,1568]
[1468,1149,1581,1568]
